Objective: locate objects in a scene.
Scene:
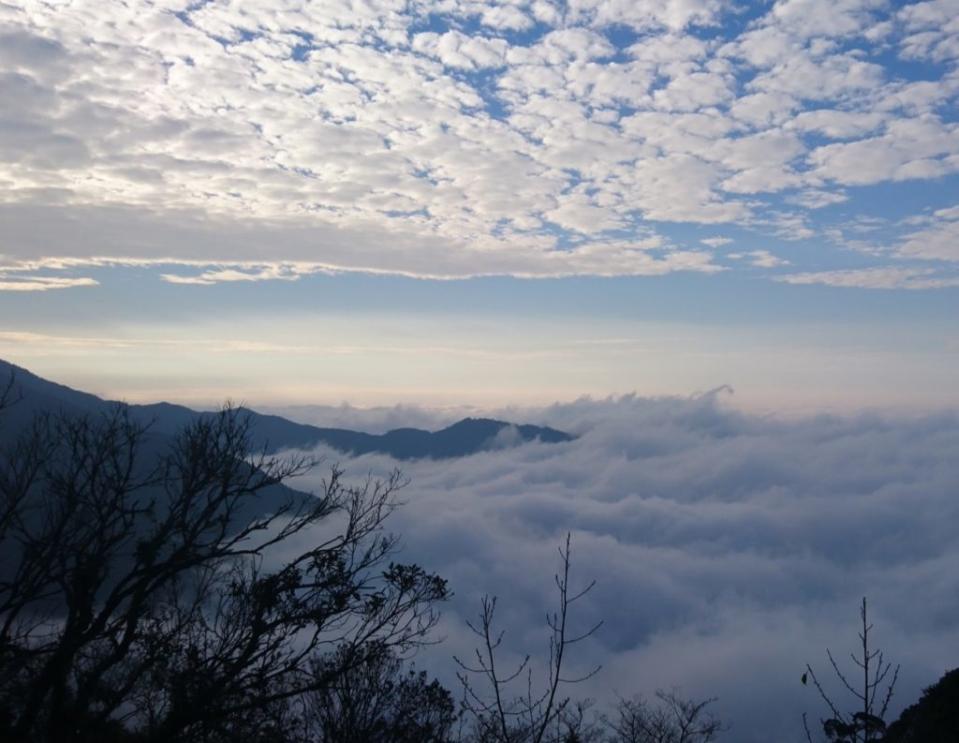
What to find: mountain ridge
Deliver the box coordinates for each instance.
[0,359,574,460]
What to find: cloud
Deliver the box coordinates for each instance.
[565,0,725,32]
[0,0,955,285]
[777,266,959,289]
[769,0,886,40]
[0,329,316,354]
[0,274,97,292]
[412,31,509,70]
[0,203,728,280]
[788,109,886,140]
[282,392,959,742]
[898,0,959,62]
[160,264,312,285]
[808,118,959,186]
[728,249,790,268]
[786,189,849,209]
[896,204,959,262]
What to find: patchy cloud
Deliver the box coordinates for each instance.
[897,204,959,262]
[729,249,791,268]
[0,1,957,287]
[285,391,959,742]
[700,236,733,248]
[778,266,959,289]
[0,274,97,291]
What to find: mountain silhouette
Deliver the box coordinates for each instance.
[0,359,574,460]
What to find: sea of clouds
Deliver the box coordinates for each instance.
[282,390,959,742]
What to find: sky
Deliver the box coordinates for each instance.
[2,3,959,739]
[0,0,958,410]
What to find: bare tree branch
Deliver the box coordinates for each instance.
[0,404,448,742]
[801,597,899,743]
[456,532,602,743]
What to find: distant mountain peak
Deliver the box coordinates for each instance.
[0,359,574,460]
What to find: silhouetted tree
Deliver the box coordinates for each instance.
[455,533,602,743]
[303,640,456,742]
[802,598,899,743]
[556,699,604,743]
[605,689,724,743]
[882,668,959,743]
[0,396,447,742]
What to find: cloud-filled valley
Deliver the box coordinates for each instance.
[286,391,959,741]
[1,0,957,738]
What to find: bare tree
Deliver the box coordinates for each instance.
[802,597,899,743]
[606,689,724,743]
[556,698,605,743]
[0,401,448,742]
[455,533,602,743]
[303,640,456,742]
[0,371,16,410]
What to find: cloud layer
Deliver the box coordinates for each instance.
[1,0,959,287]
[287,391,959,741]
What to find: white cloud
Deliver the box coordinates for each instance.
[898,0,959,62]
[934,204,959,220]
[788,109,886,139]
[0,217,724,281]
[160,264,311,285]
[0,0,955,285]
[0,329,318,354]
[283,392,959,742]
[0,274,97,291]
[786,189,848,209]
[778,266,959,289]
[808,117,959,185]
[565,0,725,32]
[479,3,535,31]
[897,207,959,262]
[728,249,790,267]
[761,211,816,240]
[769,0,886,40]
[716,128,806,193]
[413,31,510,70]
[728,90,800,128]
[748,50,885,100]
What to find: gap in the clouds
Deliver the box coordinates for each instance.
[602,23,641,61]
[743,175,959,268]
[172,0,215,27]
[407,12,460,36]
[289,30,315,62]
[461,68,511,120]
[558,169,586,195]
[837,175,959,220]
[234,27,259,44]
[874,47,958,95]
[382,208,430,219]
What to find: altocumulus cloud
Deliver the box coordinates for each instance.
[1,0,959,288]
[282,391,959,742]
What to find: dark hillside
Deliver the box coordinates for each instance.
[0,359,574,460]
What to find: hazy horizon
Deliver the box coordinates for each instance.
[2,0,958,739]
[1,0,958,414]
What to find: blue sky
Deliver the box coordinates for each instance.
[3,7,958,738]
[0,0,957,409]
